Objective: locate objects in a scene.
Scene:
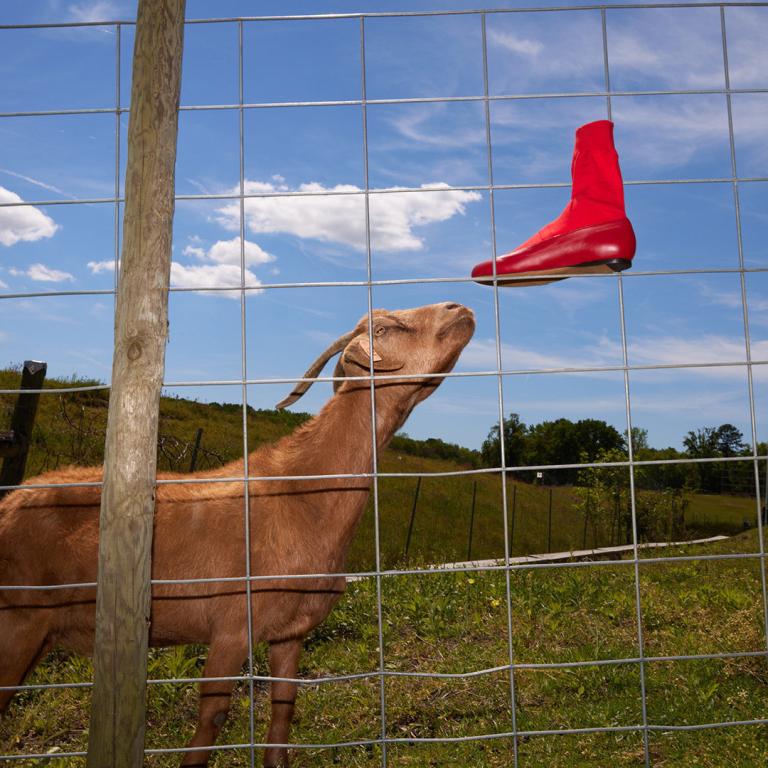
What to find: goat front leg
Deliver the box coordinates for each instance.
[263,638,302,768]
[0,610,50,716]
[181,636,248,768]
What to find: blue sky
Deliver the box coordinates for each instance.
[1,1,767,453]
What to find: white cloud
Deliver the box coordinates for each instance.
[182,238,274,268]
[9,263,74,283]
[87,259,116,274]
[67,1,121,23]
[486,9,768,173]
[0,186,58,247]
[0,169,70,198]
[206,237,274,267]
[88,237,269,298]
[726,8,768,88]
[170,262,261,293]
[460,337,621,374]
[182,245,206,260]
[492,89,766,172]
[610,30,722,90]
[488,30,543,57]
[388,109,487,150]
[695,282,768,327]
[215,180,481,254]
[629,334,766,373]
[611,96,730,169]
[486,15,605,92]
[462,332,768,382]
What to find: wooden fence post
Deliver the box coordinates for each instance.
[86,1,185,766]
[0,360,47,497]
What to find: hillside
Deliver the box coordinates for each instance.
[0,369,758,572]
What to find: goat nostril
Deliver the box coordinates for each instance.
[444,303,460,310]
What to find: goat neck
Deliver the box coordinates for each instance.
[265,382,413,483]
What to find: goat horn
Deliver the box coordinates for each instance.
[275,330,358,410]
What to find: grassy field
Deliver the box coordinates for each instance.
[2,532,767,766]
[348,461,758,571]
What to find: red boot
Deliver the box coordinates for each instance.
[472,120,636,287]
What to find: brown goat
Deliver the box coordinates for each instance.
[0,301,475,767]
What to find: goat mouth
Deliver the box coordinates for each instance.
[437,312,476,341]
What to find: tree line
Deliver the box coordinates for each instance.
[480,414,761,495]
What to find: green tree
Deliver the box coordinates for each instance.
[525,418,625,484]
[635,446,691,491]
[714,423,746,457]
[683,424,747,493]
[480,412,527,469]
[629,426,649,453]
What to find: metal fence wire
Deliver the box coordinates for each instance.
[1,2,768,765]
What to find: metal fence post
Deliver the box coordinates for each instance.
[467,480,477,561]
[509,482,517,554]
[86,2,185,766]
[403,476,421,561]
[547,486,553,552]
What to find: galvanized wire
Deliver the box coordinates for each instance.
[601,9,652,765]
[0,2,767,29]
[237,20,258,767]
[3,176,768,211]
[2,644,768,695]
[359,16,390,765]
[2,2,768,764]
[481,12,520,765]
[719,6,768,659]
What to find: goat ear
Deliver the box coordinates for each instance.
[343,334,404,372]
[332,357,345,393]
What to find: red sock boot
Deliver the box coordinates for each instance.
[472,120,636,287]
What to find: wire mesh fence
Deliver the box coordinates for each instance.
[1,2,768,766]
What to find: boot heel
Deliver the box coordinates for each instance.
[606,258,632,273]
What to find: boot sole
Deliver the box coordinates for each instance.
[472,218,636,287]
[495,257,632,287]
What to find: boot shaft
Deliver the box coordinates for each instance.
[570,119,626,221]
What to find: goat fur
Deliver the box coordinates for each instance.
[0,301,475,767]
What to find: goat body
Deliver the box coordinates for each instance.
[0,302,475,767]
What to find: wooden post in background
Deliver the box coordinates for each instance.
[189,426,204,472]
[87,1,185,766]
[0,360,47,498]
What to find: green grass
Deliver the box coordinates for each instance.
[3,532,767,766]
[684,492,758,533]
[4,370,767,765]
